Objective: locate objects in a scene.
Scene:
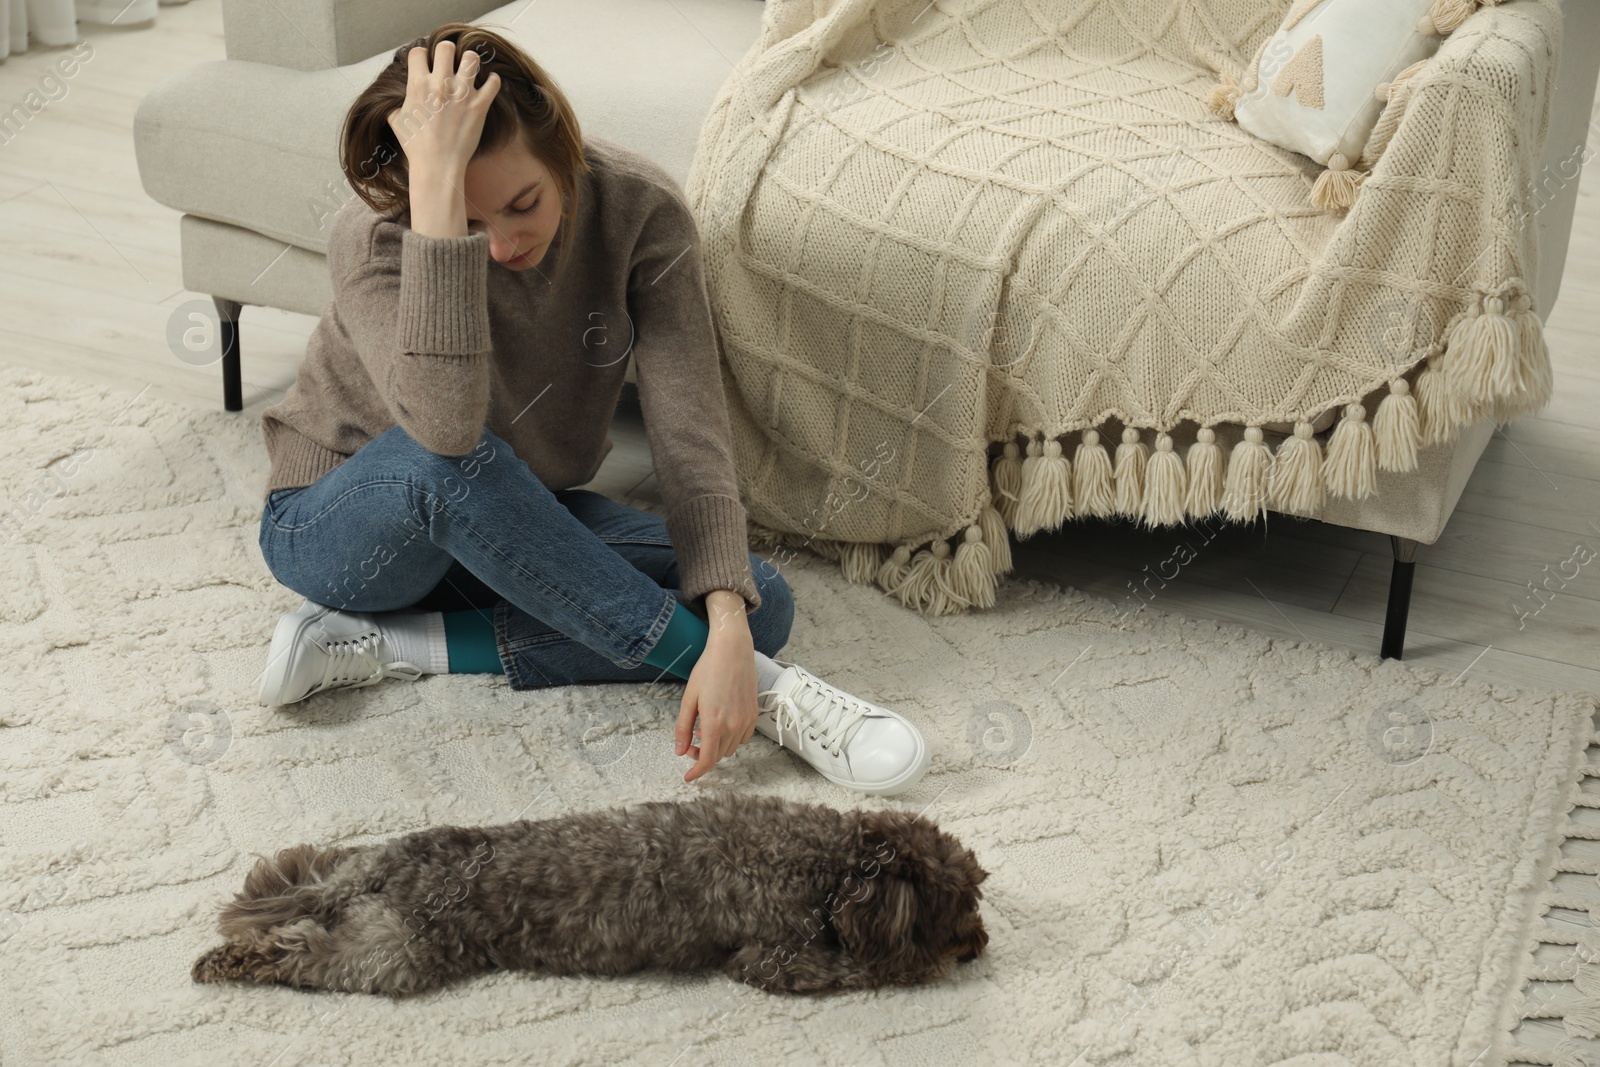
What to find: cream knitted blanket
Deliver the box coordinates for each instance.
[685,0,1559,615]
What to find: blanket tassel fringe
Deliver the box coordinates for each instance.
[745,284,1549,616]
[1311,153,1366,213]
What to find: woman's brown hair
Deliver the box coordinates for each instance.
[339,23,590,277]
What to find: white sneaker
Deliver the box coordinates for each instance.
[257,599,425,707]
[755,659,930,796]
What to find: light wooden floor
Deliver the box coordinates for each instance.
[2,0,1598,698]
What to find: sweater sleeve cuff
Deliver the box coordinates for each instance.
[665,494,762,613]
[397,229,491,355]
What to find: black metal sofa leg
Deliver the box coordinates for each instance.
[1380,536,1419,660]
[213,296,244,412]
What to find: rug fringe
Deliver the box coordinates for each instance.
[1503,716,1600,1066]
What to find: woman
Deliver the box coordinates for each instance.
[252,25,929,796]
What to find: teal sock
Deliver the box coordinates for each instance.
[441,609,505,674]
[642,599,709,681]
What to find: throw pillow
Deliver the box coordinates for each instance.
[1208,0,1501,210]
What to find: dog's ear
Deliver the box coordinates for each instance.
[831,868,918,973]
[830,810,942,975]
[834,810,991,980]
[858,809,977,904]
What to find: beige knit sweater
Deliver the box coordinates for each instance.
[260,135,760,612]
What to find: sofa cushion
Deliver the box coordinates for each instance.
[219,0,507,72]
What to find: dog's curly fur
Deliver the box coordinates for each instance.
[192,792,989,996]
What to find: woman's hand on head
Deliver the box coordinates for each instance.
[387,39,500,181]
[675,593,757,783]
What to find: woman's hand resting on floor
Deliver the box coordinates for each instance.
[676,591,758,783]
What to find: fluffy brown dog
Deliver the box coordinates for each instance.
[192,791,989,996]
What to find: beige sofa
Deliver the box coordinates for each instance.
[131,0,1600,659]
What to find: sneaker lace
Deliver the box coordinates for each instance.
[315,631,424,695]
[758,671,873,759]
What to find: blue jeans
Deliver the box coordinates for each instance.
[257,425,794,690]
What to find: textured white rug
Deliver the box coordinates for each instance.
[2,364,1598,1067]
